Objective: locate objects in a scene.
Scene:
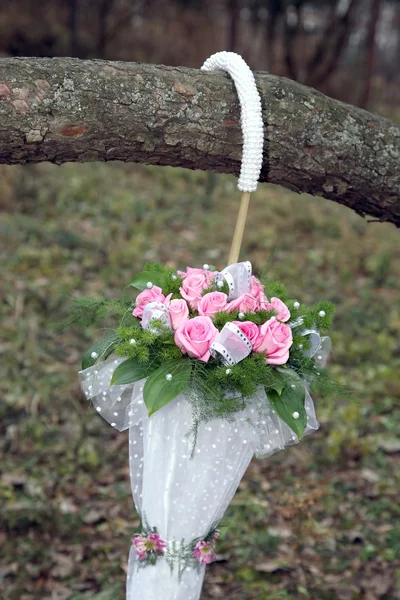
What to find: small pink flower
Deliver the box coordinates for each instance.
[166,298,190,330]
[147,533,166,554]
[253,318,293,365]
[132,532,166,560]
[227,292,259,314]
[232,320,260,346]
[174,316,218,363]
[211,530,220,542]
[132,286,165,319]
[263,297,291,322]
[198,292,228,318]
[180,270,215,310]
[193,540,216,565]
[132,534,148,559]
[250,276,265,301]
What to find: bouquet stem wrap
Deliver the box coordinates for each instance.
[80,358,320,600]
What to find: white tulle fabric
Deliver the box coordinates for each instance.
[79,358,319,456]
[201,52,264,192]
[79,357,319,599]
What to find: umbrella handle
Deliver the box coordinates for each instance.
[201,52,264,264]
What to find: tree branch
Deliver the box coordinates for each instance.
[0,57,399,226]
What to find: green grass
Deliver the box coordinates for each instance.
[1,162,400,599]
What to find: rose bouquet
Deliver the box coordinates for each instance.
[78,261,334,442]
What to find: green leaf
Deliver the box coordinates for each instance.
[82,334,118,370]
[143,360,193,417]
[127,271,165,291]
[267,376,307,438]
[265,369,286,395]
[110,358,154,386]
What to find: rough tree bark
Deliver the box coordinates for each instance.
[0,57,399,226]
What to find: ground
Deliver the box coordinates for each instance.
[1,162,400,600]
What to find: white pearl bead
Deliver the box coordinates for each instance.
[318,310,326,317]
[165,373,173,381]
[292,411,300,419]
[91,352,98,359]
[299,344,303,349]
[225,368,232,375]
[203,264,210,270]
[146,282,153,289]
[293,301,300,309]
[291,384,296,389]
[216,280,224,288]
[171,274,177,280]
[130,339,136,344]
[238,312,245,319]
[317,354,322,360]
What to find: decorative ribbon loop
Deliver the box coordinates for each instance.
[313,335,332,368]
[210,322,252,365]
[215,261,252,299]
[301,328,332,368]
[142,301,172,333]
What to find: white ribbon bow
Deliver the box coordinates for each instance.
[210,322,252,366]
[215,261,252,300]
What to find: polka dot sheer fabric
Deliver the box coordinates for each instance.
[79,358,319,599]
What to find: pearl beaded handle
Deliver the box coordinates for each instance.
[201,52,264,264]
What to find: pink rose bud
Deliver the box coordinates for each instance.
[263,297,291,322]
[253,318,293,365]
[249,275,265,301]
[174,316,218,363]
[167,298,190,330]
[132,286,165,319]
[198,292,228,318]
[180,270,215,310]
[227,292,259,314]
[177,266,210,277]
[232,320,260,346]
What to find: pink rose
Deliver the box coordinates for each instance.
[167,298,189,330]
[250,276,265,301]
[198,292,228,318]
[177,266,207,277]
[232,320,260,346]
[227,292,259,314]
[180,271,214,310]
[263,297,291,322]
[174,316,218,363]
[254,318,293,365]
[132,285,165,318]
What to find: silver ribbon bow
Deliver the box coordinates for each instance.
[215,261,252,300]
[210,322,252,366]
[303,331,332,368]
[291,319,332,368]
[142,301,172,333]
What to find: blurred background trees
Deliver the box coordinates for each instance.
[0,0,399,114]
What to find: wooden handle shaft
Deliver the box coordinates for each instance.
[228,192,251,265]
